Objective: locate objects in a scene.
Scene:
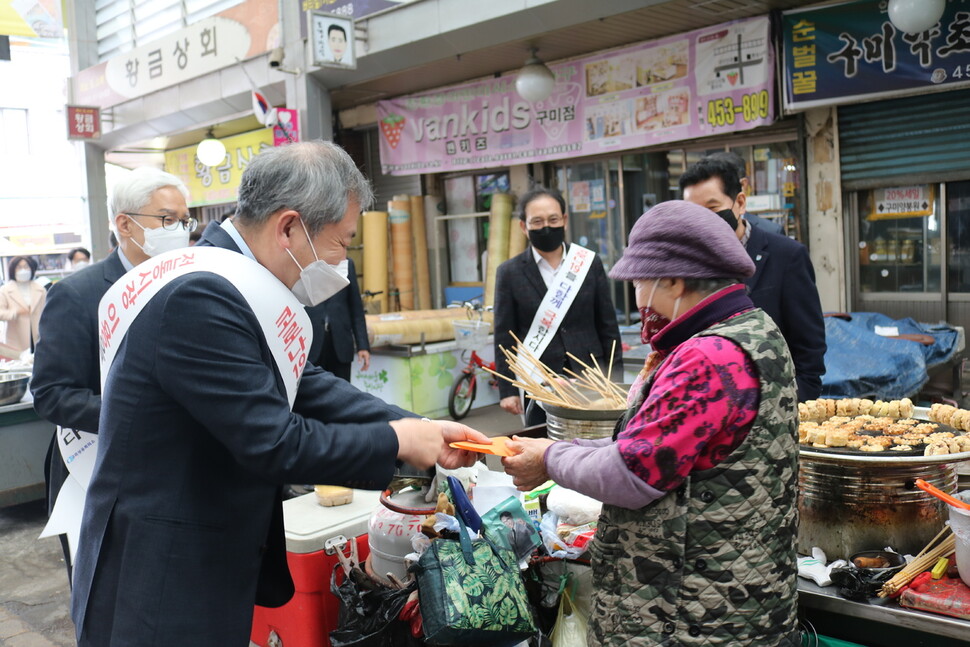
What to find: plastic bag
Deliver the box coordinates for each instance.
[550,588,587,647]
[329,566,418,647]
[540,513,587,560]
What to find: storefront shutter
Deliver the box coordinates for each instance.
[838,89,970,189]
[365,128,421,209]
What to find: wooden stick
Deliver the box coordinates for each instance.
[607,340,617,385]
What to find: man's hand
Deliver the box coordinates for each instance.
[434,419,491,469]
[357,350,370,371]
[390,418,444,470]
[500,395,522,415]
[390,418,492,470]
[502,436,555,491]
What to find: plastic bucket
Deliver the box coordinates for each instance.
[949,491,970,588]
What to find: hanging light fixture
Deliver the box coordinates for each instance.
[515,48,555,103]
[888,0,945,34]
[196,128,227,167]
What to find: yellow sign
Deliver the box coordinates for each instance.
[867,185,934,221]
[164,129,274,207]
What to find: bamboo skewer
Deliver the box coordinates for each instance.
[489,336,627,411]
[877,525,956,597]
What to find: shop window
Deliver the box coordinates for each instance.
[856,185,942,293]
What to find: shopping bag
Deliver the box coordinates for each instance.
[411,496,536,645]
[549,588,587,647]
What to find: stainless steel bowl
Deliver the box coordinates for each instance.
[0,372,30,406]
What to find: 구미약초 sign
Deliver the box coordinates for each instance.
[868,185,934,221]
[781,1,970,111]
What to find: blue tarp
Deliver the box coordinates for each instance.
[820,312,961,400]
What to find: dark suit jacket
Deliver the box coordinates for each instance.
[306,257,369,367]
[33,249,126,514]
[745,225,826,401]
[72,222,411,646]
[493,246,621,399]
[745,212,784,236]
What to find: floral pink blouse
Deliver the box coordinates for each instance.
[616,318,761,492]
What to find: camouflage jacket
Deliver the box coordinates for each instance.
[588,309,800,646]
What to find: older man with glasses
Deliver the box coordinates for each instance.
[32,167,193,585]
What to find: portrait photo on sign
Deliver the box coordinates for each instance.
[310,12,355,69]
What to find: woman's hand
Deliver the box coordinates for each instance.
[502,436,555,491]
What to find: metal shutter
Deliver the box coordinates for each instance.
[365,128,420,209]
[839,89,970,190]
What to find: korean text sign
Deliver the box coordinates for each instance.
[782,0,970,111]
[164,129,273,208]
[377,16,774,176]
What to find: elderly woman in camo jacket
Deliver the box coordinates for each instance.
[503,200,800,646]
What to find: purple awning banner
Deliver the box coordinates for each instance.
[377,15,774,176]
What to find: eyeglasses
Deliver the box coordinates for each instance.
[526,215,564,228]
[126,213,198,232]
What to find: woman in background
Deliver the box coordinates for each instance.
[0,256,46,352]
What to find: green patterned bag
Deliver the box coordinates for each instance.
[411,510,536,645]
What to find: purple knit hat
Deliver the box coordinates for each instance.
[609,200,754,281]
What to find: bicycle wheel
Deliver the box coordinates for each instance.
[448,372,476,420]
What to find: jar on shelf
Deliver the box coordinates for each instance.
[873,238,887,262]
[887,239,899,263]
[900,240,915,264]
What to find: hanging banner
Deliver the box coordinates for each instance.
[163,129,274,207]
[377,15,774,176]
[781,0,970,112]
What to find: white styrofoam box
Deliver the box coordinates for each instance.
[282,490,382,554]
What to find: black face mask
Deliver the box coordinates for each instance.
[715,208,739,231]
[528,226,565,252]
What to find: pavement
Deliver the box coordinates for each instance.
[0,404,522,647]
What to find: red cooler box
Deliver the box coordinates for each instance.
[251,490,381,647]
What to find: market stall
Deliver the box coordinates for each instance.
[0,379,55,508]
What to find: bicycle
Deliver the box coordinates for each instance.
[447,301,498,420]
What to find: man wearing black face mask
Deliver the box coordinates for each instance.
[493,186,622,424]
[680,157,826,401]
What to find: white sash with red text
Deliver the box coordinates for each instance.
[519,244,595,381]
[98,246,311,406]
[41,247,312,561]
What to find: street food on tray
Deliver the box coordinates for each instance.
[797,398,970,455]
[927,402,970,433]
[798,397,914,422]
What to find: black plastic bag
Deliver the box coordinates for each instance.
[329,566,419,647]
[829,566,895,602]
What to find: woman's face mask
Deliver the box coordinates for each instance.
[285,219,350,307]
[15,268,31,283]
[638,279,681,345]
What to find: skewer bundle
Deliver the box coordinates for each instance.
[485,336,627,410]
[877,525,956,597]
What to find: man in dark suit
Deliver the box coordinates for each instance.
[69,142,488,647]
[705,151,785,235]
[32,167,193,583]
[681,156,826,400]
[305,257,369,381]
[493,187,621,423]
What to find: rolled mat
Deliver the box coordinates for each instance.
[366,309,493,347]
[410,195,433,310]
[389,198,415,310]
[362,211,389,314]
[508,212,527,258]
[483,193,513,308]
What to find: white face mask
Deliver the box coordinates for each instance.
[333,259,349,281]
[128,216,190,257]
[72,260,90,271]
[285,219,350,307]
[15,269,31,283]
